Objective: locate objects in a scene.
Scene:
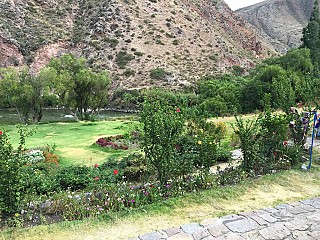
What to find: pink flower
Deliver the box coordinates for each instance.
[283,141,288,146]
[94,163,99,168]
[0,131,2,135]
[131,199,135,203]
[273,151,277,157]
[113,169,119,175]
[94,176,99,181]
[176,108,181,113]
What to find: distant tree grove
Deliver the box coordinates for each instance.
[0,54,110,123]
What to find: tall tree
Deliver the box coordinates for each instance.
[46,54,110,120]
[301,0,320,66]
[0,67,49,123]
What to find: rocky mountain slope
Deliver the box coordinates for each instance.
[0,0,275,89]
[236,0,315,53]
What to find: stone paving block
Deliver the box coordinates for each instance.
[308,230,320,239]
[240,211,268,225]
[167,232,193,240]
[207,224,230,237]
[290,201,304,207]
[259,223,291,240]
[241,230,265,240]
[223,216,259,233]
[282,237,295,240]
[298,204,317,212]
[247,215,268,226]
[202,236,216,240]
[285,219,310,231]
[139,231,167,240]
[309,223,320,231]
[306,213,320,223]
[223,232,245,240]
[272,209,294,221]
[128,238,140,240]
[180,222,203,234]
[292,230,315,240]
[263,207,279,214]
[301,198,320,209]
[162,228,181,237]
[275,204,294,210]
[300,199,314,205]
[287,206,310,215]
[257,213,278,223]
[192,229,210,240]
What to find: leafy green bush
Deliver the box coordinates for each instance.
[216,166,247,186]
[0,127,33,216]
[216,148,231,162]
[140,100,185,184]
[149,68,168,80]
[55,166,95,190]
[101,153,149,182]
[115,51,134,69]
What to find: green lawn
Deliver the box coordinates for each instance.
[0,120,139,166]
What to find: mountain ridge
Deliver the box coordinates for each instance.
[0,0,276,89]
[236,0,315,53]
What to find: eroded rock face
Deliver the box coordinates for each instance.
[0,36,24,67]
[0,0,276,89]
[30,42,83,74]
[236,0,315,53]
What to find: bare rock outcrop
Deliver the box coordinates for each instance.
[0,36,24,67]
[236,0,315,53]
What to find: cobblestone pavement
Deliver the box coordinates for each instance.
[130,197,320,240]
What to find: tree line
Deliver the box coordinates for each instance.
[0,54,110,123]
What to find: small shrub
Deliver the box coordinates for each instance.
[56,166,94,190]
[216,166,248,186]
[216,148,231,162]
[172,39,179,45]
[134,51,144,57]
[149,68,168,80]
[117,153,149,182]
[115,51,134,69]
[123,69,135,77]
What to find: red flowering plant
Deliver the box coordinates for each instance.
[95,135,129,150]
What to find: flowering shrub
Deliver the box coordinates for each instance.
[23,150,45,164]
[15,170,214,224]
[43,151,60,166]
[140,100,185,184]
[96,135,129,150]
[0,126,33,217]
[228,109,305,179]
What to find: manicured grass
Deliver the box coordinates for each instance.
[2,163,320,240]
[0,120,139,166]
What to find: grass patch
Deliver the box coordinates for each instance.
[2,165,320,240]
[0,120,138,166]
